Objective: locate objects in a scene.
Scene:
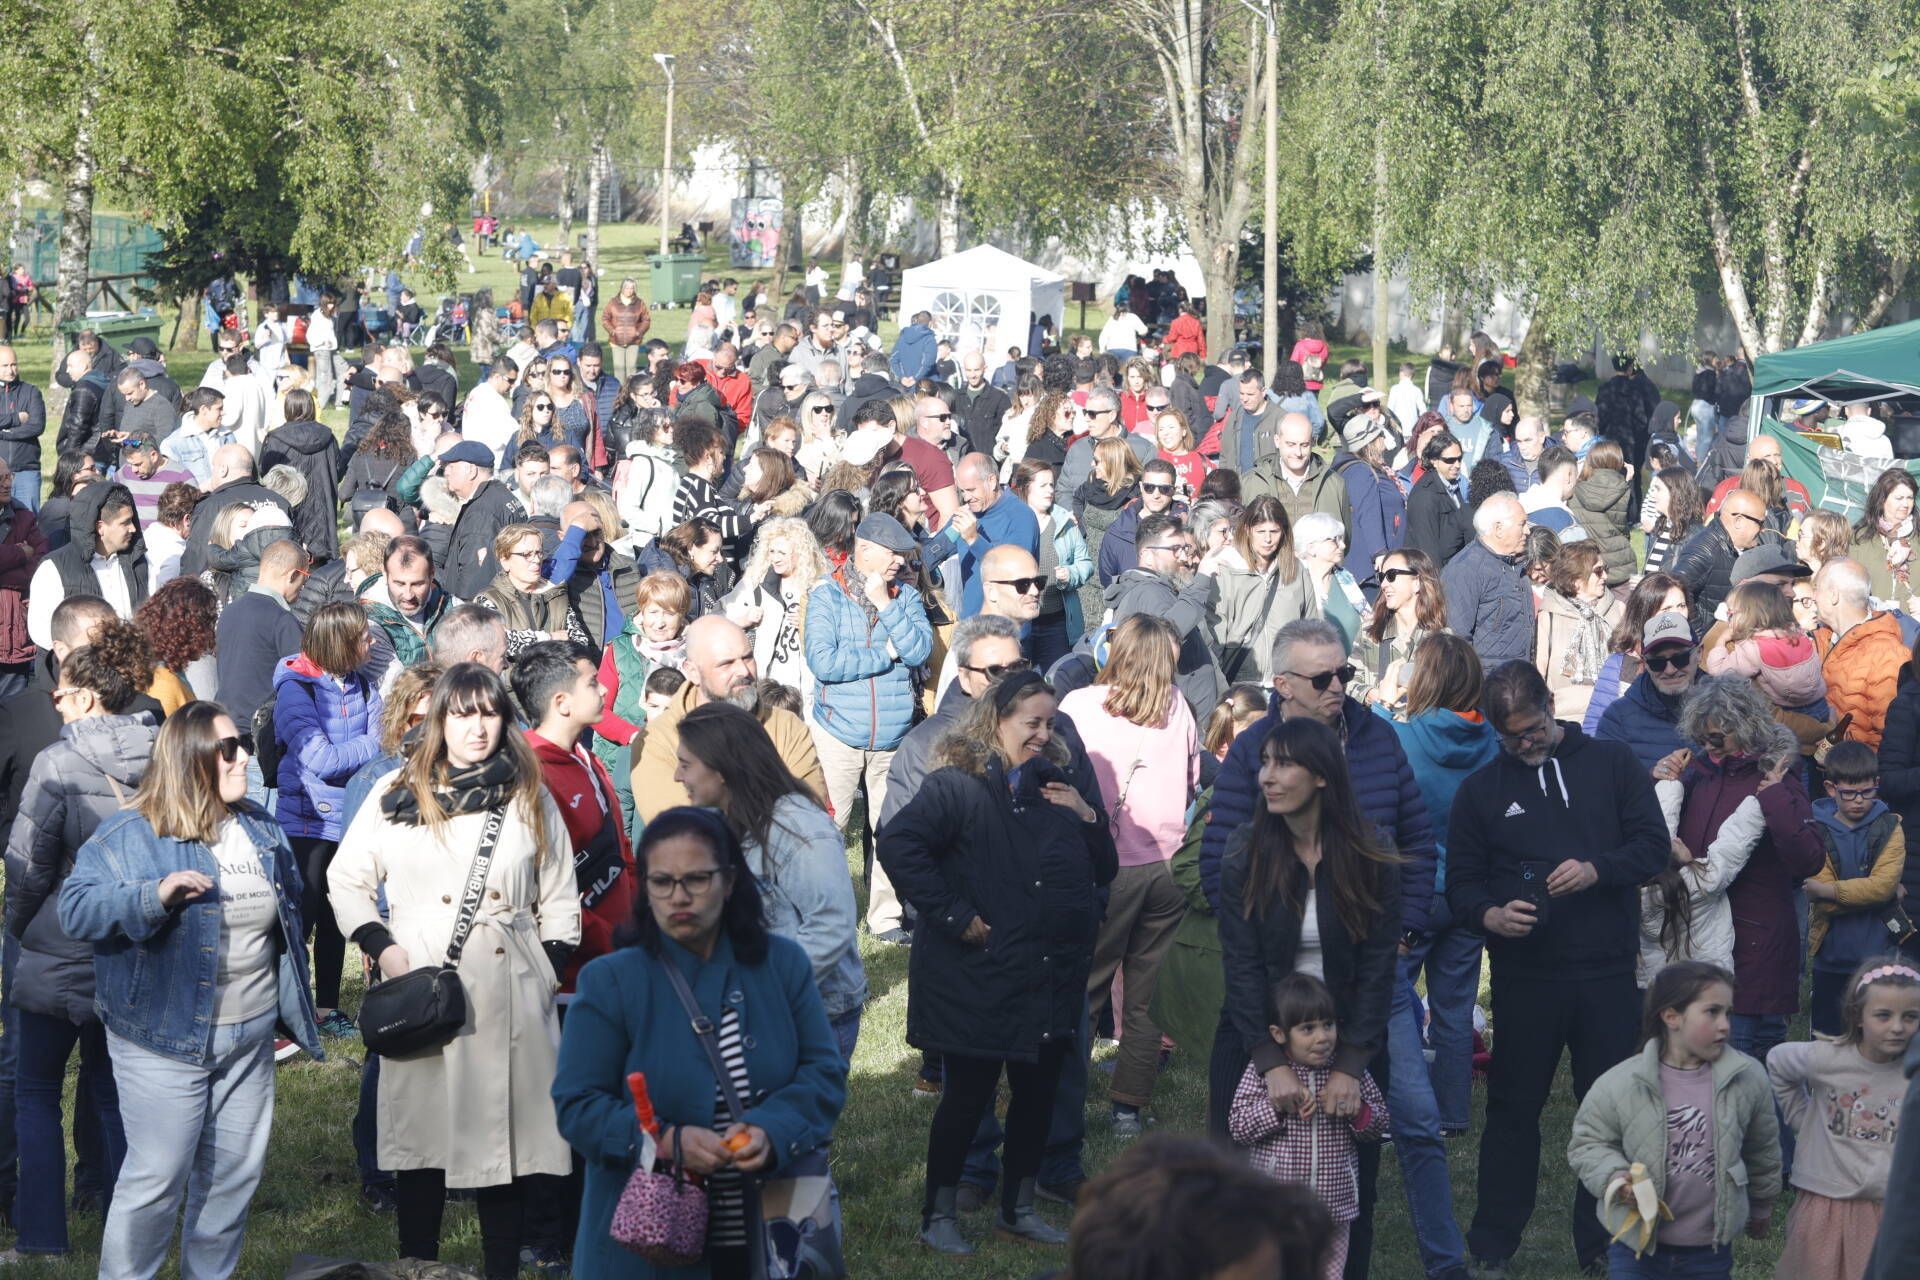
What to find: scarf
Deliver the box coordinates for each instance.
[1880,514,1914,584]
[1560,594,1611,687]
[381,749,520,825]
[633,634,686,669]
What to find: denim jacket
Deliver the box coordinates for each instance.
[746,795,868,1020]
[57,803,324,1063]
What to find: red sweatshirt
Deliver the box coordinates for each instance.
[526,730,636,991]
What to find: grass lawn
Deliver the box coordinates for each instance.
[17,816,1802,1279]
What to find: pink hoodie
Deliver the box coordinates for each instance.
[1058,686,1201,867]
[1703,627,1827,709]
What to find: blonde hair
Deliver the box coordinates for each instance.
[577,486,624,541]
[1092,436,1143,492]
[1723,579,1796,645]
[492,522,543,562]
[134,701,246,844]
[1095,614,1180,728]
[1801,509,1852,566]
[932,677,1069,776]
[379,663,444,754]
[1152,409,1194,452]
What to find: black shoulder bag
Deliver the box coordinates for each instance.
[360,807,506,1057]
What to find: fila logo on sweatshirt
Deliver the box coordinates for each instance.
[1503,801,1526,818]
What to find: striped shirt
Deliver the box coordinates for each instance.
[707,1007,753,1247]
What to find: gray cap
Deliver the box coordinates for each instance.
[1730,542,1811,584]
[1642,610,1693,652]
[855,512,919,554]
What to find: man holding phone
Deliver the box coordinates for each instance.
[1445,659,1670,1276]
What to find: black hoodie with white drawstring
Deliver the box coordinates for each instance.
[1445,722,1669,980]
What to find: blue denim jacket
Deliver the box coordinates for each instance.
[57,804,324,1063]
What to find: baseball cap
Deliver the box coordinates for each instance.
[126,337,163,358]
[840,425,893,466]
[855,513,918,554]
[1730,542,1811,585]
[1642,611,1693,652]
[439,440,495,468]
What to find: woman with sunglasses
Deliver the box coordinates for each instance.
[1010,459,1095,668]
[1657,675,1825,1064]
[544,354,592,453]
[1020,391,1079,473]
[58,701,321,1277]
[1404,429,1470,570]
[553,806,847,1279]
[1058,616,1197,1137]
[510,355,549,418]
[329,663,581,1280]
[880,670,1115,1254]
[4,625,153,1262]
[1351,546,1446,712]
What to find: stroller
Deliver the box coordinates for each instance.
[413,295,469,347]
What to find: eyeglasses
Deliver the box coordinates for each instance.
[644,869,725,899]
[1832,784,1880,801]
[961,659,1033,680]
[810,405,833,414]
[1285,664,1356,692]
[550,368,572,379]
[504,547,541,561]
[1724,511,1763,526]
[1141,482,1175,495]
[214,735,248,763]
[1643,647,1694,674]
[1145,401,1171,411]
[991,576,1045,595]
[1496,721,1553,747]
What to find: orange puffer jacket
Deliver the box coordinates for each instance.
[1819,611,1910,748]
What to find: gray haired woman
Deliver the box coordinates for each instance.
[1654,676,1825,1062]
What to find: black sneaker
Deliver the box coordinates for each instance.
[360,1182,398,1213]
[1035,1179,1083,1206]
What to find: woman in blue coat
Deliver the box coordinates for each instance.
[552,807,846,1280]
[271,602,383,1036]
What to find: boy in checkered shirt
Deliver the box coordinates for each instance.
[1228,973,1390,1279]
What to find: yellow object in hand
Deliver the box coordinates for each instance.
[1603,1163,1675,1257]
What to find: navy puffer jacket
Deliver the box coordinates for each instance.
[1199,694,1437,936]
[271,655,384,840]
[1593,670,1687,774]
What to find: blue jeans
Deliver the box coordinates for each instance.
[10,469,38,511]
[1386,965,1468,1276]
[1608,1241,1732,1278]
[963,998,1088,1189]
[831,1007,863,1068]
[13,1010,127,1253]
[1407,923,1484,1132]
[0,935,15,1217]
[245,756,272,809]
[100,1008,278,1280]
[1730,1012,1793,1174]
[354,1053,391,1192]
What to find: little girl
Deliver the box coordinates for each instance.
[1768,958,1920,1280]
[1569,961,1782,1279]
[1639,724,1800,985]
[1228,973,1388,1280]
[1702,581,1828,715]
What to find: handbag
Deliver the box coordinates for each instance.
[1879,899,1917,946]
[662,960,847,1280]
[611,1123,709,1264]
[359,807,505,1057]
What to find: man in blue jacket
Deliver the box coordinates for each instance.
[805,513,935,938]
[1441,492,1534,667]
[1198,618,1465,1280]
[1594,610,1698,772]
[1446,660,1668,1275]
[922,453,1040,617]
[889,310,939,384]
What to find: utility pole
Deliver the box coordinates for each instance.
[1238,0,1280,384]
[653,52,676,256]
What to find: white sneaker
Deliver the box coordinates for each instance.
[273,1038,302,1063]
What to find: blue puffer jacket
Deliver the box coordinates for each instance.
[1441,538,1534,667]
[271,655,385,840]
[1333,452,1406,591]
[1391,708,1499,899]
[1199,694,1438,936]
[805,572,934,752]
[57,804,323,1063]
[1593,669,1687,774]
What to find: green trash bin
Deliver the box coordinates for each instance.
[59,311,165,353]
[648,253,706,308]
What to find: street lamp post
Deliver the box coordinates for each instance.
[654,52,676,258]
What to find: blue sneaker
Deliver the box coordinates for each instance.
[317,1010,358,1039]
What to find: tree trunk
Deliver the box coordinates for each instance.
[1514,315,1551,418]
[840,156,863,277]
[936,182,960,258]
[1200,238,1239,358]
[558,162,577,246]
[173,291,201,351]
[585,141,606,266]
[52,31,99,365]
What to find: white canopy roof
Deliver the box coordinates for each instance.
[897,244,1067,360]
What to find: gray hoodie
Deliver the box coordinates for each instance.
[5,712,157,1021]
[1105,567,1227,716]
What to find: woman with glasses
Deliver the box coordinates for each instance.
[1351,546,1446,712]
[329,663,582,1280]
[796,393,841,479]
[474,522,581,657]
[552,807,847,1279]
[1021,391,1079,473]
[1058,616,1197,1136]
[1658,675,1824,1062]
[1405,429,1469,569]
[58,701,321,1277]
[1294,511,1368,655]
[4,624,153,1262]
[1010,459,1095,668]
[510,355,549,418]
[880,670,1115,1254]
[271,602,384,1040]
[542,355,591,453]
[1214,495,1316,684]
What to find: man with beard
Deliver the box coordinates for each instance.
[629,614,825,822]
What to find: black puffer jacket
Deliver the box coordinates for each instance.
[260,418,343,560]
[443,478,526,600]
[878,747,1117,1061]
[4,712,157,1021]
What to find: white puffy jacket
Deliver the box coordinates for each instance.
[1637,779,1764,985]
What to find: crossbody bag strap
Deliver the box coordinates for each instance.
[444,807,507,967]
[662,956,750,1125]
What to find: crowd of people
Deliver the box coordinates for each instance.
[2,275,1920,1280]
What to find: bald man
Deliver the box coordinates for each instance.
[1705,430,1813,519]
[955,349,1012,453]
[1671,486,1768,635]
[630,615,826,822]
[925,452,1042,617]
[932,545,1042,700]
[0,344,46,510]
[1815,557,1910,748]
[178,444,295,578]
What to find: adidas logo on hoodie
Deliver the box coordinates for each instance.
[1504,801,1525,818]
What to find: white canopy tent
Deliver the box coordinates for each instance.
[896,245,1066,365]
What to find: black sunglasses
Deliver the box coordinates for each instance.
[1644,647,1694,674]
[1378,567,1418,583]
[1141,482,1175,495]
[810,405,834,413]
[991,576,1045,595]
[962,658,1033,680]
[922,412,952,423]
[533,402,554,411]
[215,735,246,763]
[1285,664,1357,692]
[1437,453,1464,465]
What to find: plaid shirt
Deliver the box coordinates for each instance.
[1228,1060,1389,1222]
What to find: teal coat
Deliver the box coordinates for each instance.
[552,933,847,1279]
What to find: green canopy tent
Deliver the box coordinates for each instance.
[1750,316,1920,404]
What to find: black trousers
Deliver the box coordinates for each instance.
[924,1041,1069,1220]
[395,1168,526,1280]
[1466,969,1640,1268]
[292,835,344,1009]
